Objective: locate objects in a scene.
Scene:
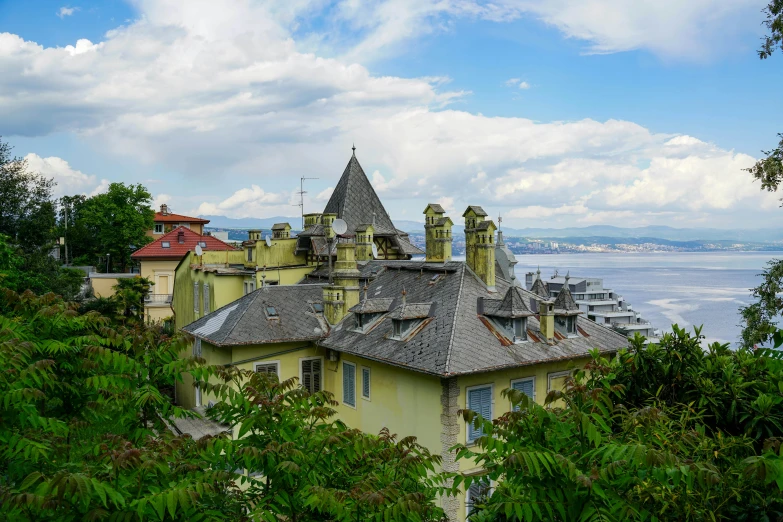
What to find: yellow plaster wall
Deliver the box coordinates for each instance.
[91,277,122,298]
[329,354,444,454]
[254,265,313,287]
[139,259,178,294]
[145,305,172,323]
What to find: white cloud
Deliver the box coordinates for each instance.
[517,81,530,89]
[505,78,520,86]
[57,6,79,19]
[316,187,334,201]
[23,153,107,198]
[152,193,171,210]
[1,1,774,228]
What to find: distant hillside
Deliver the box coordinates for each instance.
[200,215,301,229]
[202,215,783,244]
[395,221,783,244]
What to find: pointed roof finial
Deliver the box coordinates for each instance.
[352,143,356,156]
[564,271,570,286]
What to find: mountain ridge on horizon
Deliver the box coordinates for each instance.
[201,215,783,243]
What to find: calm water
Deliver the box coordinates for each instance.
[508,252,783,345]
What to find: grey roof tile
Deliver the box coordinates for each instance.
[183,285,328,346]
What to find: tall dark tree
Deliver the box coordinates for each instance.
[0,137,56,252]
[78,183,155,271]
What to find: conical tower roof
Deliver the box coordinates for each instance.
[493,285,534,318]
[530,268,549,299]
[554,274,580,314]
[323,152,396,235]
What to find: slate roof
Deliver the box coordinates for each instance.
[132,227,237,259]
[323,153,396,235]
[351,298,395,314]
[475,221,495,231]
[484,286,534,318]
[272,223,290,230]
[388,302,433,320]
[554,279,581,314]
[154,212,210,224]
[530,274,550,299]
[426,203,446,213]
[297,152,424,257]
[183,285,328,346]
[168,414,229,439]
[320,261,628,377]
[463,205,488,217]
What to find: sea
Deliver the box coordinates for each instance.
[506,252,783,346]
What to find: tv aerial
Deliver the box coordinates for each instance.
[265,235,272,247]
[371,243,378,259]
[195,244,203,256]
[332,218,347,236]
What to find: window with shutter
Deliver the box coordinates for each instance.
[193,282,199,314]
[361,367,371,400]
[301,358,322,394]
[510,378,535,411]
[254,362,278,377]
[466,478,491,517]
[343,362,356,407]
[203,284,210,315]
[466,385,492,444]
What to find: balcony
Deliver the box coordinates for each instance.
[145,294,173,306]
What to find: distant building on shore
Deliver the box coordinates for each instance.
[524,270,658,340]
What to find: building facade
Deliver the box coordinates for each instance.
[172,151,629,521]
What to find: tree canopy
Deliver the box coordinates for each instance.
[452,329,783,521]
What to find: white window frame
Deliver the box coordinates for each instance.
[510,376,535,410]
[342,361,357,409]
[254,360,280,377]
[547,370,572,393]
[361,366,371,401]
[465,383,494,445]
[153,223,164,234]
[299,356,324,394]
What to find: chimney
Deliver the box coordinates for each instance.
[160,204,169,215]
[322,240,361,324]
[177,229,185,244]
[462,205,496,290]
[322,213,337,239]
[539,299,555,343]
[355,224,375,261]
[248,229,262,242]
[423,204,453,263]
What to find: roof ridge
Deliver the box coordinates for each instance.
[444,263,466,374]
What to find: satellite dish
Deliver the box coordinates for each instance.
[332,218,347,236]
[371,243,378,259]
[265,235,272,247]
[195,244,203,256]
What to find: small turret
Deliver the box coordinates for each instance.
[355,224,375,261]
[462,205,496,290]
[322,240,361,324]
[423,204,453,263]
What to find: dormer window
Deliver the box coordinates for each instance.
[391,318,421,339]
[199,241,207,248]
[354,312,384,332]
[161,241,170,248]
[555,315,577,336]
[493,316,528,342]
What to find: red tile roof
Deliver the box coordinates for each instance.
[154,212,210,224]
[132,227,236,259]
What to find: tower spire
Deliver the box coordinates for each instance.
[352,143,356,156]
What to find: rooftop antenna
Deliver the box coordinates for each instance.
[297,176,319,230]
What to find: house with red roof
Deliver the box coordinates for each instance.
[132,226,237,322]
[147,204,211,238]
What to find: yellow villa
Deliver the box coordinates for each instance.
[173,150,628,520]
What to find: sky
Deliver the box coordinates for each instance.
[1,0,782,229]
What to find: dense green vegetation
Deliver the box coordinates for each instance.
[453,329,783,521]
[0,289,444,521]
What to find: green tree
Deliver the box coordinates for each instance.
[77,183,154,271]
[0,137,56,252]
[451,329,783,521]
[57,194,99,266]
[0,289,444,521]
[201,366,446,521]
[113,276,153,324]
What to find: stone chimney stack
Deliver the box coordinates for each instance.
[323,240,361,324]
[462,205,496,290]
[423,204,453,263]
[539,299,555,343]
[355,224,375,261]
[160,204,170,215]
